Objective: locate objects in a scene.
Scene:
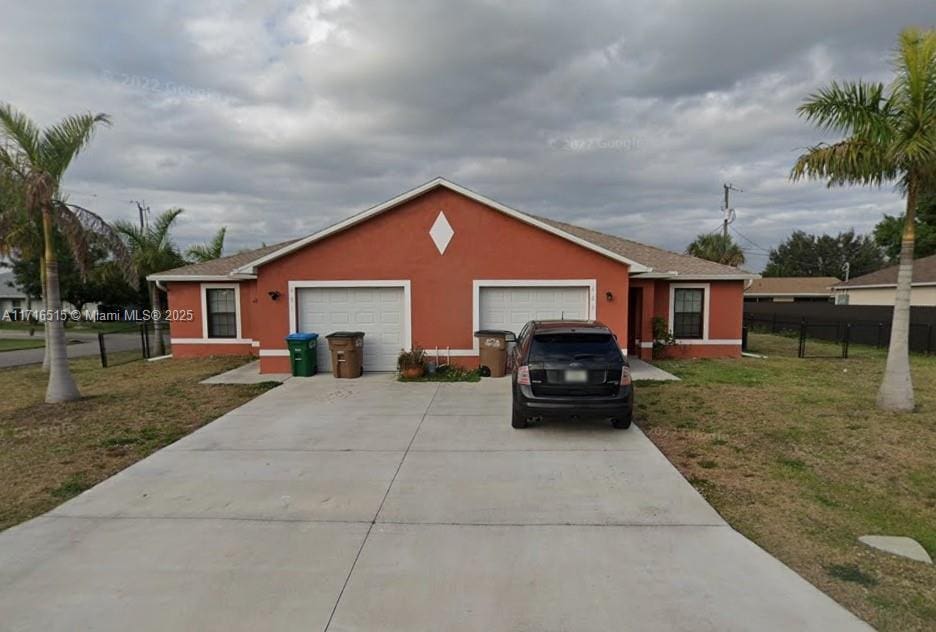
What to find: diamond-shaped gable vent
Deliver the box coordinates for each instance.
[429,211,454,254]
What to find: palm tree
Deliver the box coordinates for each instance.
[0,178,50,365]
[686,233,745,266]
[0,103,130,402]
[114,208,186,356]
[791,28,936,411]
[186,226,226,262]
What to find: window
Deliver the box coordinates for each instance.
[672,288,704,339]
[206,288,237,338]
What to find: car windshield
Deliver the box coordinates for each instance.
[528,332,621,362]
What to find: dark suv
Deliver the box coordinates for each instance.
[509,320,632,430]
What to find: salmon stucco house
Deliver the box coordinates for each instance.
[149,179,756,374]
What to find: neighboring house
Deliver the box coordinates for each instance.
[0,271,30,320]
[149,178,757,373]
[744,277,839,303]
[0,271,100,320]
[833,253,936,306]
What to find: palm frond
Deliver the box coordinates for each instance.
[0,103,41,166]
[64,203,137,283]
[152,207,184,248]
[52,204,94,280]
[796,80,895,143]
[791,139,897,187]
[40,113,111,180]
[186,226,226,262]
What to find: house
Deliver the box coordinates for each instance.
[744,277,839,303]
[149,179,756,374]
[0,271,30,320]
[833,253,936,306]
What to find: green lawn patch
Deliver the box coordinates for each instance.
[0,338,45,352]
[639,333,936,631]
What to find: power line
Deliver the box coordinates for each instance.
[730,225,772,254]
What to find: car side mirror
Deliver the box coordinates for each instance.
[504,331,517,342]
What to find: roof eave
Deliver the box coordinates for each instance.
[632,272,759,281]
[233,178,653,274]
[835,281,936,290]
[146,273,257,282]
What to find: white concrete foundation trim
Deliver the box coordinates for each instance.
[171,338,253,345]
[259,349,290,357]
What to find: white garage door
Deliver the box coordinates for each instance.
[296,286,405,371]
[478,286,590,335]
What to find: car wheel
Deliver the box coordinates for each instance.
[611,417,631,429]
[511,407,528,429]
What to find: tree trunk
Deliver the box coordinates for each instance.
[876,180,916,411]
[40,255,50,372]
[42,207,81,403]
[149,281,165,356]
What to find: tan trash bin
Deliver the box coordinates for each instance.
[474,330,509,377]
[326,331,365,378]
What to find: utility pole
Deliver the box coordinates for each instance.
[132,200,150,232]
[722,183,741,259]
[843,261,850,283]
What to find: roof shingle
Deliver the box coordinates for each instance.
[529,215,750,277]
[837,254,936,287]
[150,240,298,279]
[745,277,839,296]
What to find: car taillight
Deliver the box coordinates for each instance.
[517,365,531,385]
[620,367,632,386]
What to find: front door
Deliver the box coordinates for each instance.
[627,288,642,357]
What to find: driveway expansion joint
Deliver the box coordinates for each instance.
[323,383,441,632]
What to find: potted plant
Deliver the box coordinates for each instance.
[398,347,427,379]
[651,316,677,360]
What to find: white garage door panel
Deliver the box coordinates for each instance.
[479,286,590,335]
[296,286,405,371]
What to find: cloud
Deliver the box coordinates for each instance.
[1,0,929,269]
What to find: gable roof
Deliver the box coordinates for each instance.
[745,277,839,296]
[147,240,298,281]
[835,253,936,289]
[233,178,652,274]
[150,178,757,281]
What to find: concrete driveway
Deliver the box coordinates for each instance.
[0,374,870,631]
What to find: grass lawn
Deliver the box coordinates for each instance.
[0,338,44,352]
[638,333,936,631]
[0,354,278,532]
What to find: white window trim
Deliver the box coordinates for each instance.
[669,283,710,342]
[286,280,412,351]
[471,280,597,354]
[201,283,242,340]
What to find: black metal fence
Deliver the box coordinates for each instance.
[97,322,171,367]
[744,309,936,357]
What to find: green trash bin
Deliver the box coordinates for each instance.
[286,332,319,377]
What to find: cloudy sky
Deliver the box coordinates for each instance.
[2,1,931,270]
